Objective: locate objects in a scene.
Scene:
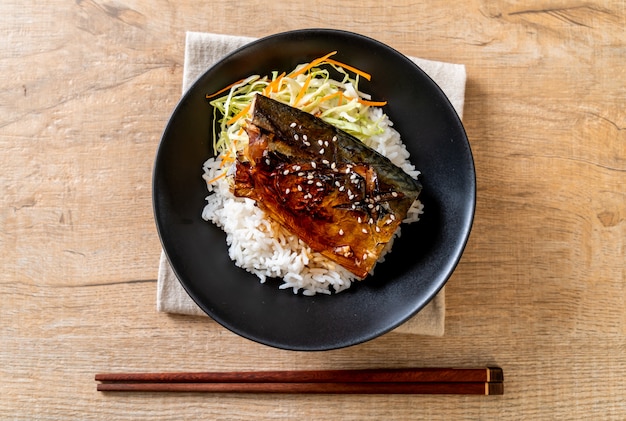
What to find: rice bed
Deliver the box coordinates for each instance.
[202,107,423,295]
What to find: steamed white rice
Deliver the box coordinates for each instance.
[202,107,423,295]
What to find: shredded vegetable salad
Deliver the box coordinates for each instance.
[204,51,389,183]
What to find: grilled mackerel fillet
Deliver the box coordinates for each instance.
[232,94,421,278]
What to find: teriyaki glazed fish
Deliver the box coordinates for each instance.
[233,94,422,279]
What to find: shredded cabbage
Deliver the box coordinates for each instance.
[206,52,389,180]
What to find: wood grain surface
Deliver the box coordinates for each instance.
[1,0,624,419]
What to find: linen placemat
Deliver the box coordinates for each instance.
[157,31,467,337]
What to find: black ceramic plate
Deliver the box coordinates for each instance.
[153,29,475,351]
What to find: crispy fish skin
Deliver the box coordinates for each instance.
[232,94,421,279]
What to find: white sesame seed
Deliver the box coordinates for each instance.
[390,214,396,220]
[308,180,314,184]
[331,162,336,170]
[362,228,368,234]
[368,218,374,224]
[339,186,345,192]
[335,181,341,187]
[362,253,368,260]
[303,134,308,141]
[368,203,374,209]
[307,174,314,180]
[322,159,329,165]
[316,181,323,187]
[332,136,337,142]
[293,165,301,171]
[294,134,299,140]
[298,172,305,176]
[265,159,270,165]
[318,139,323,146]
[391,191,398,197]
[357,216,362,223]
[285,188,290,194]
[297,185,302,191]
[290,122,297,128]
[319,148,325,154]
[311,162,316,169]
[375,226,381,232]
[339,229,344,236]
[283,170,289,175]
[324,140,329,147]
[304,141,311,146]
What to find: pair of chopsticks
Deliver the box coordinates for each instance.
[96,367,503,395]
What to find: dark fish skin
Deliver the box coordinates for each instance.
[233,94,422,279]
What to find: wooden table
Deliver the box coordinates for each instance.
[1,1,624,419]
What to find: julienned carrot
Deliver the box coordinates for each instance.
[289,51,338,78]
[316,91,343,105]
[205,171,227,184]
[263,72,286,95]
[226,103,252,125]
[219,145,236,168]
[357,98,387,107]
[325,58,372,81]
[219,153,236,168]
[293,73,312,107]
[206,78,247,99]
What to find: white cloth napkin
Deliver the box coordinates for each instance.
[157,31,467,337]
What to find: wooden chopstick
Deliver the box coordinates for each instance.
[97,381,503,395]
[96,367,503,384]
[95,367,503,395]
